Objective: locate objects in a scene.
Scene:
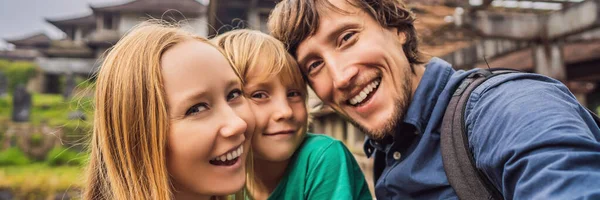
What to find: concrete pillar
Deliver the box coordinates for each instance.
[333,118,345,142]
[346,122,357,151]
[74,27,83,44]
[533,42,566,81]
[97,14,104,30]
[248,0,260,30]
[325,118,334,137]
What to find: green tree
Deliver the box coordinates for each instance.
[0,59,10,72]
[3,60,39,92]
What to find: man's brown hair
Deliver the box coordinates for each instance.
[268,0,426,66]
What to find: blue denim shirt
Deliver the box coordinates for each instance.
[364,58,600,199]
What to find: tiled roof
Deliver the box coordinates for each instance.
[91,0,206,16]
[5,33,51,48]
[46,14,95,27]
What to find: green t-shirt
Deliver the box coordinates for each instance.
[267,133,372,200]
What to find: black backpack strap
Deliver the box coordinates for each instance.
[441,68,600,200]
[441,69,512,200]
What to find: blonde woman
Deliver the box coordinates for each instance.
[84,21,255,200]
[213,30,371,200]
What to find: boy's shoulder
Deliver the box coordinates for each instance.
[295,133,348,160]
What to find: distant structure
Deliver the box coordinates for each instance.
[3,0,208,94]
[441,0,600,108]
[0,33,50,61]
[207,0,276,35]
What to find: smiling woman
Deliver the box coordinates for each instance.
[84,20,255,200]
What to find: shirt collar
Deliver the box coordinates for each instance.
[402,57,454,134]
[364,57,455,157]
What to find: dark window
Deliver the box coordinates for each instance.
[103,15,113,30]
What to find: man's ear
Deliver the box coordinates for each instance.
[396,29,407,45]
[387,27,407,45]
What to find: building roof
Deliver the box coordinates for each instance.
[471,40,600,75]
[91,0,206,17]
[5,33,51,48]
[0,49,42,61]
[86,30,121,47]
[46,14,96,27]
[42,40,94,58]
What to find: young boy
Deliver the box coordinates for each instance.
[213,29,372,200]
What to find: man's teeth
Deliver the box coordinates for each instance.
[212,146,243,162]
[349,80,380,105]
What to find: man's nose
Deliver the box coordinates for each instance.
[329,63,359,90]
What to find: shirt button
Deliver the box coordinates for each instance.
[393,152,402,160]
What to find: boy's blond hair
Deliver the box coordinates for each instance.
[212,29,308,100]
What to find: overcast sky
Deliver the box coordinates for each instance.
[0,0,207,50]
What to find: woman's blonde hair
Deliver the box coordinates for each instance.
[211,29,307,99]
[84,20,240,200]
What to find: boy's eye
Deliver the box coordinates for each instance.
[307,61,323,74]
[185,103,209,116]
[227,89,243,101]
[288,91,302,97]
[251,91,269,99]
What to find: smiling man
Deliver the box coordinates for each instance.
[268,0,600,199]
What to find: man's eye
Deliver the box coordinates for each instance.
[185,103,209,116]
[227,89,243,101]
[342,32,355,42]
[251,92,269,99]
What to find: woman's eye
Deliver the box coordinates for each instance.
[251,92,269,99]
[185,103,209,116]
[227,89,243,101]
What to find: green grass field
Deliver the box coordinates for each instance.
[0,93,92,198]
[0,163,83,198]
[0,93,93,126]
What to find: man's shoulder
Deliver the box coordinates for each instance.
[471,71,564,97]
[463,71,575,123]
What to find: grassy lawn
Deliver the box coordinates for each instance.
[0,163,83,197]
[0,93,93,126]
[0,92,91,198]
[0,93,93,148]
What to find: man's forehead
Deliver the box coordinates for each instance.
[296,0,364,55]
[318,0,362,20]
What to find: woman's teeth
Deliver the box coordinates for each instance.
[210,145,243,165]
[349,80,380,105]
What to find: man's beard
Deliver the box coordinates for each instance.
[339,74,413,141]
